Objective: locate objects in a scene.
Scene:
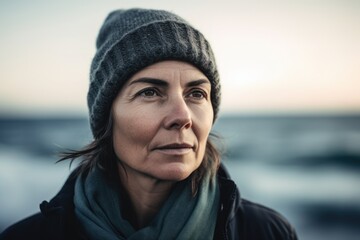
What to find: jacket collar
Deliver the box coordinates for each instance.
[39,167,81,240]
[217,163,241,221]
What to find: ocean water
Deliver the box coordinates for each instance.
[0,115,359,239]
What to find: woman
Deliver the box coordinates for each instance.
[1,8,298,240]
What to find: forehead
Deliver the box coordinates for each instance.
[128,60,208,82]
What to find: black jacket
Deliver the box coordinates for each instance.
[1,165,297,240]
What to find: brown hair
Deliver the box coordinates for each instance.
[59,112,221,195]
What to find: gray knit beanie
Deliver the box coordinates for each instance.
[88,8,221,138]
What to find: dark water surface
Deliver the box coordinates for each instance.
[1,114,359,239]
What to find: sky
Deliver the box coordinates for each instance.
[0,0,359,117]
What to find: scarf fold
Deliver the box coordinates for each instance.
[74,167,220,240]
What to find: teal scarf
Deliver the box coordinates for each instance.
[74,167,220,240]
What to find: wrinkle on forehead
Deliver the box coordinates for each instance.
[128,60,209,85]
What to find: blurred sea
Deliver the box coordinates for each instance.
[0,114,359,239]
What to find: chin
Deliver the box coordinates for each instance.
[154,163,198,182]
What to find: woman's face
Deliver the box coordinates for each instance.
[112,60,213,182]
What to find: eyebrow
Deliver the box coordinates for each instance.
[128,78,168,87]
[186,79,210,87]
[128,77,210,87]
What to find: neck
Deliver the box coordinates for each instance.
[117,164,175,229]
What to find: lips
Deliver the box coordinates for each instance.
[155,143,193,150]
[153,143,194,155]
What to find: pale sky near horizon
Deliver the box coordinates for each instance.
[1,0,359,117]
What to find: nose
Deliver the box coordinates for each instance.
[163,95,192,130]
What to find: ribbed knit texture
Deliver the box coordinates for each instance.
[88,8,221,137]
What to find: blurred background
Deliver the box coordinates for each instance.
[1,0,359,239]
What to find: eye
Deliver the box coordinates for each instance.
[188,89,207,99]
[137,88,160,98]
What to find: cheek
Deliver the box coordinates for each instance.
[196,105,214,137]
[193,105,213,156]
[112,109,158,155]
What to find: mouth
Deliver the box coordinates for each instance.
[154,143,194,155]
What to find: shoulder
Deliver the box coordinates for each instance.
[225,199,298,240]
[1,169,82,240]
[233,199,298,240]
[0,213,50,240]
[1,203,80,240]
[217,165,297,239]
